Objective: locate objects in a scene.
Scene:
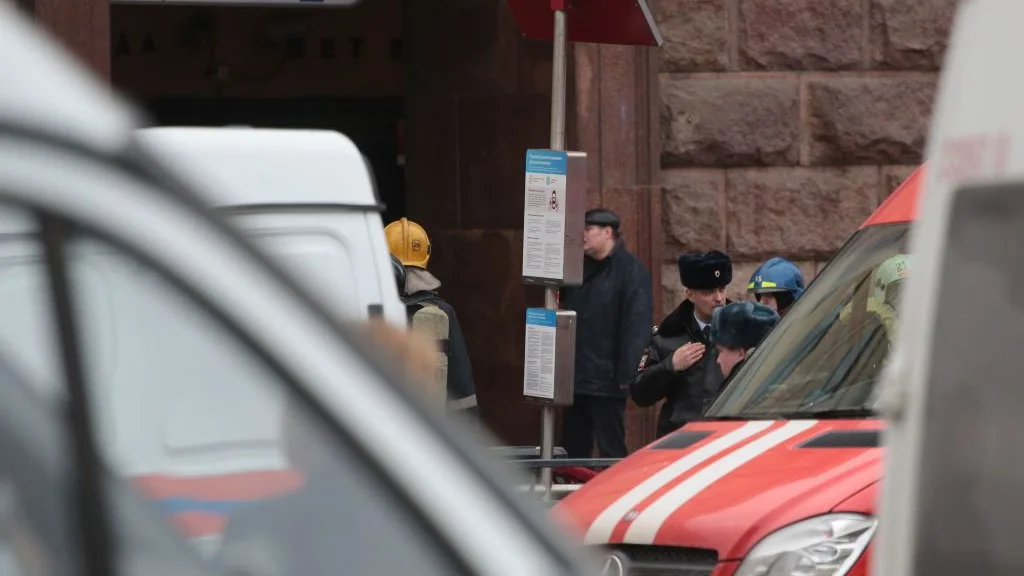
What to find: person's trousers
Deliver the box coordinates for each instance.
[561,394,627,459]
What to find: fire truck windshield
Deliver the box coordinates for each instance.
[704,223,910,420]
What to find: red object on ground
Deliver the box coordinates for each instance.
[553,466,599,483]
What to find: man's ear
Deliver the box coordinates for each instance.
[683,287,693,301]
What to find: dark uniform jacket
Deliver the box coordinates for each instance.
[629,299,732,437]
[560,241,653,398]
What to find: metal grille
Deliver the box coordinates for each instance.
[605,544,718,576]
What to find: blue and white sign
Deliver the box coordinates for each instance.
[523,149,569,281]
[524,308,557,400]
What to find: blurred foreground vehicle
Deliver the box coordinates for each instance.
[874,2,1024,575]
[554,167,922,576]
[0,3,597,576]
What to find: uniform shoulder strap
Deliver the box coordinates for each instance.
[402,291,444,308]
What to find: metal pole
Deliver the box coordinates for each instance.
[539,6,568,501]
[550,9,568,151]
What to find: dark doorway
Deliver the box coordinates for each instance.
[141,97,405,224]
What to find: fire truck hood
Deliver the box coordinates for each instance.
[553,419,882,561]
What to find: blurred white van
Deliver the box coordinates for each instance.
[135,126,406,329]
[0,126,410,553]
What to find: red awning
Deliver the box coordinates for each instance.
[503,0,663,46]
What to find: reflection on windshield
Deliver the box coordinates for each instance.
[705,224,910,418]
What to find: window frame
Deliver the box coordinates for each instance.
[0,127,590,576]
[38,214,116,576]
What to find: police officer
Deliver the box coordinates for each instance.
[560,208,653,459]
[710,301,780,381]
[747,257,806,315]
[384,218,478,418]
[630,250,733,438]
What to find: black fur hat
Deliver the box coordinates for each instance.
[678,250,733,290]
[711,301,779,350]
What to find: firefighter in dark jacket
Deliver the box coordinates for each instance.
[560,209,653,459]
[385,218,478,418]
[710,301,779,383]
[630,250,733,438]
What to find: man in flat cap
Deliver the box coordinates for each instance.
[710,301,779,382]
[629,250,733,438]
[560,208,653,459]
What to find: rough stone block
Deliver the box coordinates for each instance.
[600,188,644,254]
[726,167,879,260]
[727,261,761,302]
[662,74,800,167]
[660,263,685,317]
[662,169,726,252]
[651,0,729,72]
[880,164,920,203]
[738,0,863,71]
[870,0,957,70]
[806,75,937,165]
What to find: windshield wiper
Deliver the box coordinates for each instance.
[777,407,876,419]
[700,414,784,421]
[701,407,876,422]
[700,415,765,421]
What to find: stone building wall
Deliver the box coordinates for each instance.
[651,0,956,311]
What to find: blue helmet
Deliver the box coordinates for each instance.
[748,257,806,300]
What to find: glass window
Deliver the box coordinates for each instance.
[0,204,214,576]
[912,183,1024,575]
[706,223,910,419]
[0,347,77,576]
[229,214,366,321]
[61,229,457,576]
[0,208,62,401]
[0,206,74,576]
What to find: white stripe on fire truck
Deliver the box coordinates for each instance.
[622,419,819,544]
[582,421,774,545]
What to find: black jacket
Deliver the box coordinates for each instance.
[630,299,731,437]
[561,241,653,398]
[403,291,478,415]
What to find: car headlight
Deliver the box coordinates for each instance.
[734,513,877,576]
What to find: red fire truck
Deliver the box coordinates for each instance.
[553,166,923,576]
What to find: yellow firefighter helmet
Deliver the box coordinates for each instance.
[385,217,431,269]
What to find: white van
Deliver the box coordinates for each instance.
[874,2,1024,575]
[134,126,407,329]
